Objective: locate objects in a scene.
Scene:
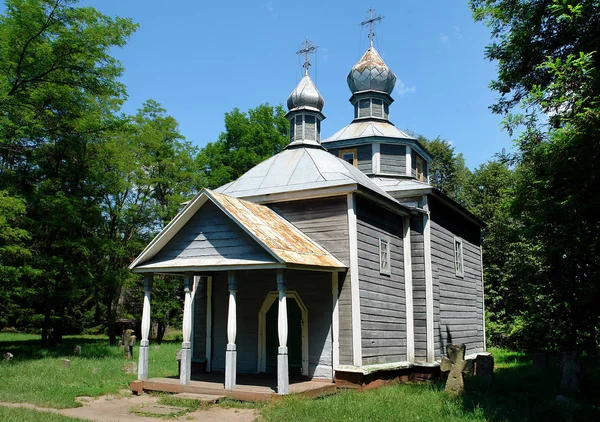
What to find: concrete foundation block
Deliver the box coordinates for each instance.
[277,353,289,395]
[225,346,237,390]
[138,346,149,381]
[180,347,192,385]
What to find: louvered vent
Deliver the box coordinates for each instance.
[359,99,370,118]
[372,99,383,118]
[304,115,316,140]
[295,117,303,141]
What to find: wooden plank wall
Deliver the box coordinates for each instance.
[193,279,207,361]
[355,196,406,365]
[357,145,372,174]
[151,202,273,263]
[410,216,428,361]
[429,197,484,357]
[380,144,406,175]
[269,197,353,365]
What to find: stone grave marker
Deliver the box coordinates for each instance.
[121,329,136,359]
[560,353,581,393]
[122,361,137,374]
[475,354,494,384]
[73,345,81,355]
[62,359,71,368]
[440,344,469,396]
[3,352,13,361]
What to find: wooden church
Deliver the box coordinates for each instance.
[128,29,486,397]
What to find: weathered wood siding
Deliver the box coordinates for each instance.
[355,196,406,364]
[208,269,333,378]
[380,144,406,175]
[410,215,428,361]
[151,202,273,263]
[193,278,207,361]
[270,197,353,365]
[429,196,484,357]
[327,145,372,174]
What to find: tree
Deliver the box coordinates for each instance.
[197,103,289,188]
[416,135,470,203]
[471,0,600,352]
[0,0,137,345]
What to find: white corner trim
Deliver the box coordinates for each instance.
[403,217,415,362]
[480,244,486,351]
[206,276,213,371]
[405,145,412,177]
[422,195,435,362]
[257,290,309,376]
[372,143,381,174]
[331,272,340,378]
[347,193,362,367]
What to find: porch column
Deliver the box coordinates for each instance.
[180,273,193,385]
[331,272,340,379]
[138,273,153,380]
[225,271,237,390]
[277,269,289,395]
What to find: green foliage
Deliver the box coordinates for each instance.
[471,0,600,352]
[417,135,470,202]
[197,103,289,188]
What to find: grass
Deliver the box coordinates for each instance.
[0,334,598,421]
[0,406,87,422]
[0,332,181,409]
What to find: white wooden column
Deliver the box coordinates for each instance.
[403,217,415,362]
[277,269,289,395]
[406,145,412,177]
[180,273,194,384]
[347,193,362,366]
[225,271,237,390]
[206,276,213,371]
[331,272,340,380]
[138,273,153,380]
[423,195,435,362]
[372,143,381,174]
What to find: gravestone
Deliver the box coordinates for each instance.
[73,345,81,355]
[475,354,494,384]
[122,361,137,374]
[560,354,581,393]
[92,367,99,374]
[62,359,71,368]
[154,345,160,351]
[440,344,469,396]
[3,352,13,361]
[121,329,136,359]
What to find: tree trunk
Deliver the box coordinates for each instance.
[107,299,117,346]
[41,307,51,348]
[156,322,167,344]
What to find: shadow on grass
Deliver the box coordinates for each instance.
[0,335,120,360]
[460,360,600,422]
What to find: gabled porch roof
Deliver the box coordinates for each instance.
[129,189,346,273]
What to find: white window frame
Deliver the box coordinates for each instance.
[454,237,464,278]
[379,238,391,275]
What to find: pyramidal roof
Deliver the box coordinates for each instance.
[323,120,415,143]
[215,146,397,202]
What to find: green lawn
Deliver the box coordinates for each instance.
[0,334,598,421]
[0,332,181,409]
[0,406,87,422]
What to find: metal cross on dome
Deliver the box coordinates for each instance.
[296,37,318,76]
[361,7,383,47]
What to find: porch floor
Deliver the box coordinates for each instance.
[130,373,337,402]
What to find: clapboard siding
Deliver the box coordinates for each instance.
[410,215,427,361]
[193,278,207,361]
[269,197,353,365]
[429,196,484,357]
[380,144,406,175]
[152,202,273,263]
[356,196,406,365]
[209,269,333,378]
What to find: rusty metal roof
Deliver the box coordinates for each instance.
[208,190,345,269]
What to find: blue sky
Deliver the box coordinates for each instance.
[8,0,516,169]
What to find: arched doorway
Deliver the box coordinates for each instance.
[257,291,308,376]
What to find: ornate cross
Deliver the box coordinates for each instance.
[361,7,383,47]
[296,37,318,76]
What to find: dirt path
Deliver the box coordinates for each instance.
[0,394,258,422]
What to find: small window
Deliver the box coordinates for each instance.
[379,238,391,275]
[454,237,464,278]
[338,148,358,167]
[415,155,425,181]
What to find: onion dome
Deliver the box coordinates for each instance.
[347,46,396,95]
[287,74,325,112]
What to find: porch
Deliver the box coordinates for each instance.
[130,373,337,402]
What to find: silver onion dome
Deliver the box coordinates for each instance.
[287,74,325,112]
[347,46,397,95]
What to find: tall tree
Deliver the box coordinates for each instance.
[0,0,137,345]
[197,103,289,188]
[472,0,600,352]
